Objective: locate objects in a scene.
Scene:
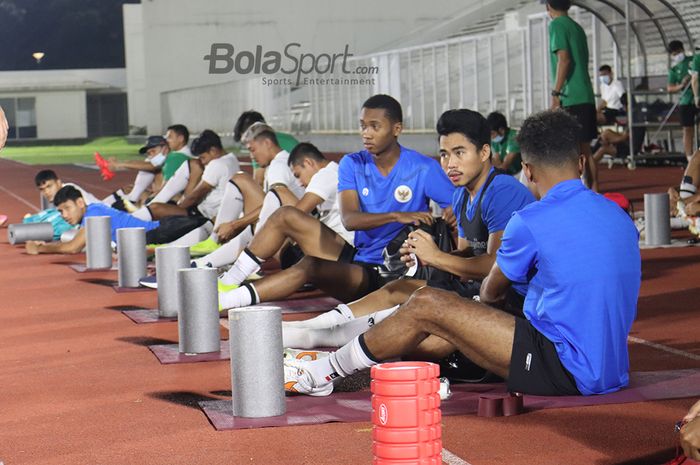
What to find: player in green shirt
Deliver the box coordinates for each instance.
[163,124,192,181]
[233,111,299,186]
[546,0,598,192]
[486,112,522,176]
[667,41,697,160]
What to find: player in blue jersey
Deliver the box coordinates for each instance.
[218,94,455,310]
[25,185,207,255]
[283,109,641,397]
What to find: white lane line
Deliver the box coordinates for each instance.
[0,183,38,212]
[443,448,473,465]
[629,336,700,361]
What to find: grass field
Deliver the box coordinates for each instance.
[0,137,143,165]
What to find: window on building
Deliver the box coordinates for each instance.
[0,97,37,139]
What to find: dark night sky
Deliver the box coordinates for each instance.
[0,0,140,70]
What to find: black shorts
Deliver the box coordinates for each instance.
[335,242,398,294]
[601,107,623,125]
[427,275,481,298]
[145,215,209,245]
[680,104,698,128]
[564,103,598,142]
[507,317,580,396]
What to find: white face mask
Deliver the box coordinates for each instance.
[492,135,504,144]
[671,53,685,67]
[149,152,167,167]
[599,75,611,86]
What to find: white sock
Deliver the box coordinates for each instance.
[131,207,153,221]
[680,176,697,200]
[283,306,398,348]
[257,191,282,231]
[211,181,244,242]
[128,171,155,202]
[219,248,263,286]
[219,283,259,309]
[306,336,377,385]
[150,162,189,204]
[196,225,253,268]
[283,303,355,329]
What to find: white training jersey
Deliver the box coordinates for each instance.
[64,182,100,205]
[198,153,240,219]
[305,161,354,245]
[264,150,305,199]
[601,80,625,111]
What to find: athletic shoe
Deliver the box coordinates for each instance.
[190,259,213,268]
[121,197,138,214]
[283,363,334,396]
[283,347,330,364]
[139,275,158,289]
[189,238,221,257]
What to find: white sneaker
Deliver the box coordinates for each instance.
[283,363,334,397]
[283,347,330,364]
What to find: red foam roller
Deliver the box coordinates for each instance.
[373,425,441,444]
[373,456,442,465]
[373,439,443,460]
[372,395,441,427]
[371,362,440,382]
[371,378,440,397]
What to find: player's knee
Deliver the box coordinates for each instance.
[400,286,439,319]
[276,205,300,226]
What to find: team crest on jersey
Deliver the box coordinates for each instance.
[362,187,369,196]
[394,185,413,203]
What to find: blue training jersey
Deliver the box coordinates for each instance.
[452,168,535,296]
[496,180,641,395]
[338,145,455,265]
[81,203,160,243]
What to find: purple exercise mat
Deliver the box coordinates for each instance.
[199,369,700,430]
[148,341,229,364]
[122,296,341,324]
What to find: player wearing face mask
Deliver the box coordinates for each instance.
[596,65,625,125]
[667,40,697,161]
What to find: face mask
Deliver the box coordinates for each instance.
[149,152,167,167]
[671,53,685,67]
[599,75,611,86]
[492,135,504,144]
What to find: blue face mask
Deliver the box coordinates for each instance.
[492,135,504,144]
[599,75,611,86]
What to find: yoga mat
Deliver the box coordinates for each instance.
[199,369,700,430]
[148,341,229,364]
[123,296,340,325]
[112,284,154,293]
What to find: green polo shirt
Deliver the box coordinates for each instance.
[492,128,522,175]
[669,56,693,106]
[549,15,595,107]
[161,151,189,180]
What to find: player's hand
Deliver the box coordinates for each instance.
[0,105,8,151]
[107,157,120,171]
[684,400,700,423]
[442,208,457,232]
[25,241,45,255]
[551,95,561,110]
[394,211,433,226]
[404,229,441,267]
[215,219,247,243]
[399,242,417,267]
[681,417,700,461]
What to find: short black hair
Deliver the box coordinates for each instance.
[436,109,490,150]
[668,40,684,54]
[362,94,403,123]
[599,64,612,73]
[486,112,508,133]
[34,169,59,187]
[288,142,326,166]
[233,111,265,142]
[517,110,581,167]
[167,124,189,143]
[53,185,83,206]
[190,130,223,156]
[547,0,571,11]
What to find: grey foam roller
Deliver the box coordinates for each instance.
[117,227,147,288]
[644,193,671,246]
[177,268,220,354]
[156,246,190,318]
[7,222,54,245]
[40,194,53,211]
[228,306,286,418]
[85,216,112,269]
